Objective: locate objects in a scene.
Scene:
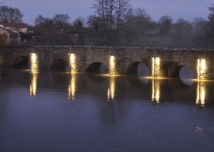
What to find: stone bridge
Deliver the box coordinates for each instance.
[0,46,214,80]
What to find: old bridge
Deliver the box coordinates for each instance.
[0,46,214,80]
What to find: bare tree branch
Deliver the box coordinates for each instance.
[0,5,23,23]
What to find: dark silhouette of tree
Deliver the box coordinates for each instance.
[92,0,114,30]
[203,3,214,48]
[25,1,210,47]
[91,0,133,45]
[158,15,173,35]
[53,14,71,24]
[114,0,132,30]
[72,17,85,45]
[34,15,45,25]
[33,14,72,45]
[174,18,192,47]
[191,17,207,47]
[87,15,100,32]
[132,8,151,37]
[0,5,23,23]
[122,7,152,44]
[73,17,84,31]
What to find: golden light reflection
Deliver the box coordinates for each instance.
[30,73,38,97]
[107,76,115,101]
[109,56,116,75]
[152,57,160,78]
[30,53,39,73]
[196,81,206,106]
[152,79,160,103]
[69,53,76,73]
[68,74,76,100]
[197,59,207,80]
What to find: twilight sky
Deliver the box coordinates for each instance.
[2,0,213,25]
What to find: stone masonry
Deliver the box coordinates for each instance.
[0,46,214,79]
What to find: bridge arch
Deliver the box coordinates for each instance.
[171,65,196,78]
[12,55,29,69]
[178,65,195,86]
[50,58,68,71]
[86,62,108,73]
[126,61,149,75]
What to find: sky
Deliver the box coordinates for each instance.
[2,0,214,25]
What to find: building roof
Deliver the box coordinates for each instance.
[0,26,19,34]
[0,23,27,28]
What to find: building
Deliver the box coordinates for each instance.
[0,23,27,33]
[0,23,32,46]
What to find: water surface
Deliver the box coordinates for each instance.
[0,70,214,152]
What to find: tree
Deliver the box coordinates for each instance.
[0,5,23,23]
[53,14,71,32]
[33,15,72,45]
[92,0,115,30]
[191,17,207,46]
[131,8,151,37]
[53,14,71,23]
[34,15,45,25]
[73,17,85,31]
[114,0,132,29]
[203,3,214,47]
[92,0,116,45]
[192,17,206,35]
[87,15,100,32]
[174,18,193,47]
[91,0,156,46]
[158,15,173,35]
[72,17,86,45]
[53,14,71,30]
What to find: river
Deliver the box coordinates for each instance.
[0,67,214,152]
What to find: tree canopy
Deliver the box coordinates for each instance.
[158,16,173,35]
[0,5,23,23]
[203,3,214,47]
[0,3,211,47]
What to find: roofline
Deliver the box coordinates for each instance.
[0,23,28,28]
[0,27,20,34]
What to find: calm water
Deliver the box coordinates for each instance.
[0,68,214,152]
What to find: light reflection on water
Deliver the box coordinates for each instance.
[30,73,38,97]
[151,79,160,103]
[196,81,205,106]
[107,76,115,101]
[0,70,214,152]
[68,73,76,100]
